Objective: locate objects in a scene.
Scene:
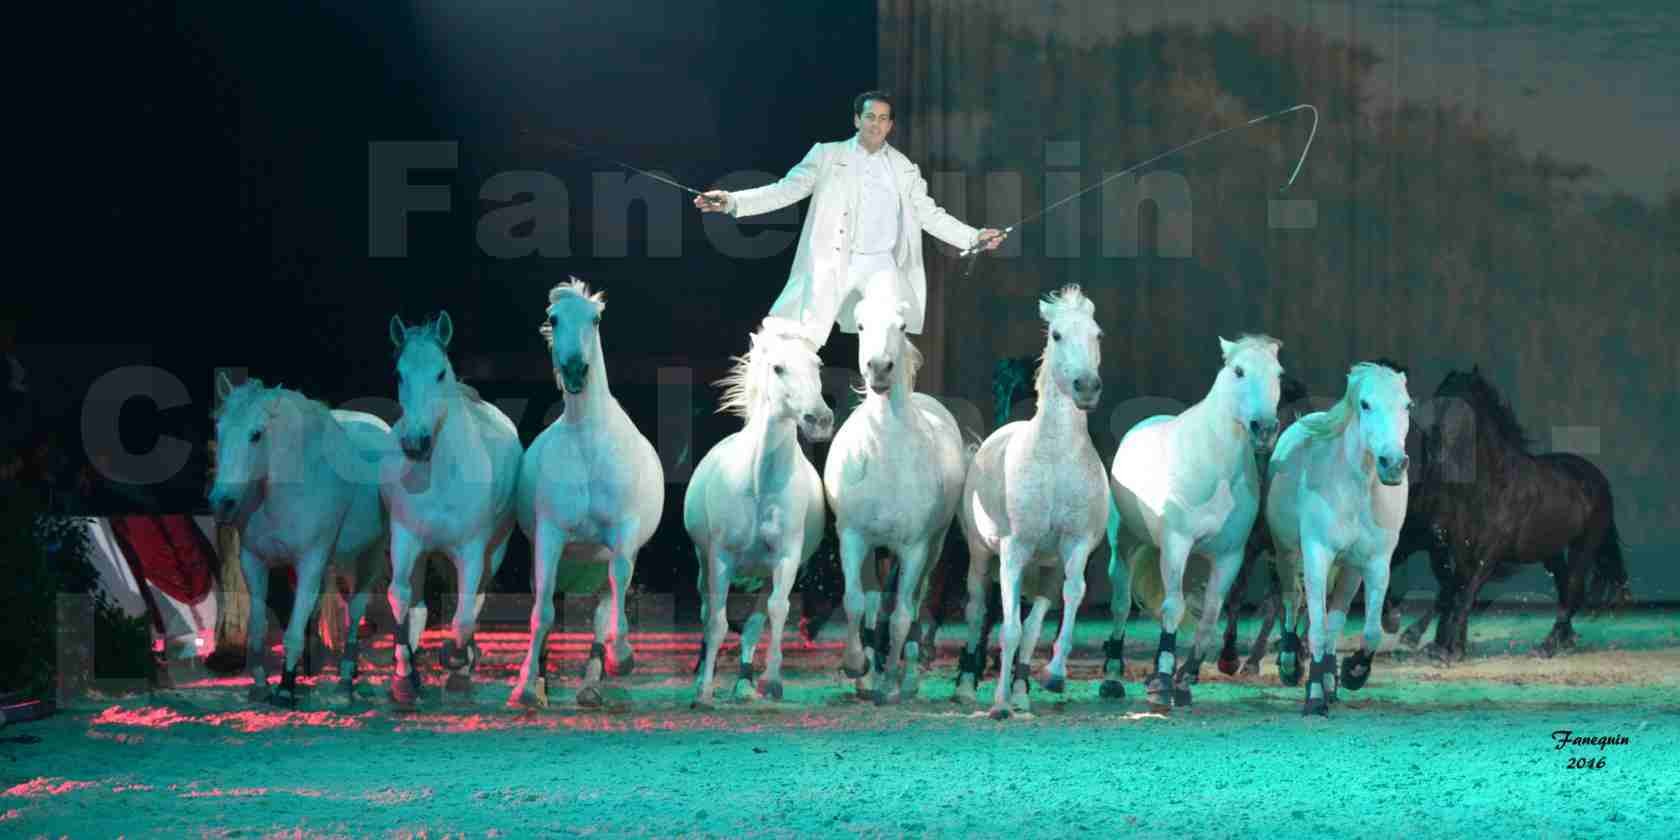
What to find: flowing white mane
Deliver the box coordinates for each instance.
[1033,284,1096,395]
[1297,361,1406,441]
[716,322,820,419]
[1220,333,1283,364]
[538,276,606,350]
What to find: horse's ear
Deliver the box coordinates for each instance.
[388,315,406,348]
[1218,336,1236,360]
[1037,298,1054,322]
[436,311,454,347]
[215,371,234,401]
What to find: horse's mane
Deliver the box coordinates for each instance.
[1033,285,1095,395]
[214,378,330,426]
[1436,367,1534,450]
[716,322,819,419]
[1220,333,1283,364]
[539,276,606,350]
[1297,362,1406,441]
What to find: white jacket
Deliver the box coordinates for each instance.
[728,136,981,345]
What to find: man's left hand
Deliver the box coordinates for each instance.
[976,228,1007,251]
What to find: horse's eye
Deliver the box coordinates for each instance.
[435,370,444,383]
[249,429,263,444]
[1360,399,1371,411]
[1051,331,1062,342]
[548,315,557,327]
[1234,366,1245,379]
[773,365,786,376]
[856,323,865,332]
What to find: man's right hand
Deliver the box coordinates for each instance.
[694,190,731,213]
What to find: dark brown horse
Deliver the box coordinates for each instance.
[1407,367,1630,660]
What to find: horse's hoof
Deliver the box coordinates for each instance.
[1381,608,1402,635]
[988,706,1011,721]
[1341,651,1373,691]
[577,684,604,708]
[1172,687,1193,708]
[1239,660,1261,677]
[690,697,715,711]
[388,674,420,708]
[445,671,473,695]
[268,690,299,710]
[610,650,636,677]
[507,679,549,710]
[1042,674,1066,694]
[1217,652,1239,676]
[246,683,272,704]
[1302,697,1328,717]
[1400,631,1424,649]
[840,656,870,680]
[1277,656,1301,687]
[732,678,758,703]
[1098,679,1126,700]
[1145,673,1173,711]
[760,679,784,702]
[874,688,900,707]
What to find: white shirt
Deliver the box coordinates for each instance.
[852,143,900,255]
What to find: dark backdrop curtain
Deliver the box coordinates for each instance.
[881,0,1678,596]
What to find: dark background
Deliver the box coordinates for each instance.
[25,0,876,597]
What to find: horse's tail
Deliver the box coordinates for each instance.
[1587,520,1631,610]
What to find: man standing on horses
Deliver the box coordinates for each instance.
[695,91,1006,348]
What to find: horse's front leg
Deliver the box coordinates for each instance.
[274,549,330,708]
[1014,587,1051,709]
[1300,538,1334,716]
[734,591,768,702]
[509,522,561,709]
[1044,538,1094,694]
[691,551,733,709]
[603,527,640,676]
[240,547,272,703]
[1341,555,1388,692]
[385,526,427,706]
[989,539,1028,719]
[879,540,931,704]
[952,533,990,705]
[1100,502,1130,699]
[1273,549,1305,686]
[759,544,802,702]
[1322,562,1364,705]
[1146,532,1195,712]
[1180,548,1246,705]
[443,537,492,696]
[836,528,873,694]
[337,548,383,699]
[1401,547,1451,648]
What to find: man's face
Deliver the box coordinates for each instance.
[853,100,893,147]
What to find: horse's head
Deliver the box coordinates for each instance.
[723,320,833,441]
[390,312,459,462]
[1418,367,1491,486]
[1035,285,1103,411]
[1350,361,1413,486]
[541,278,606,395]
[208,372,277,526]
[1214,335,1284,451]
[853,287,916,395]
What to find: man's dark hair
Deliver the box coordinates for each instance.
[853,90,895,118]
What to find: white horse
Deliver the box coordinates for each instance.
[955,286,1109,719]
[383,313,523,705]
[208,374,392,706]
[1266,362,1411,716]
[509,279,665,709]
[822,287,968,704]
[1104,334,1282,711]
[683,321,834,708]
